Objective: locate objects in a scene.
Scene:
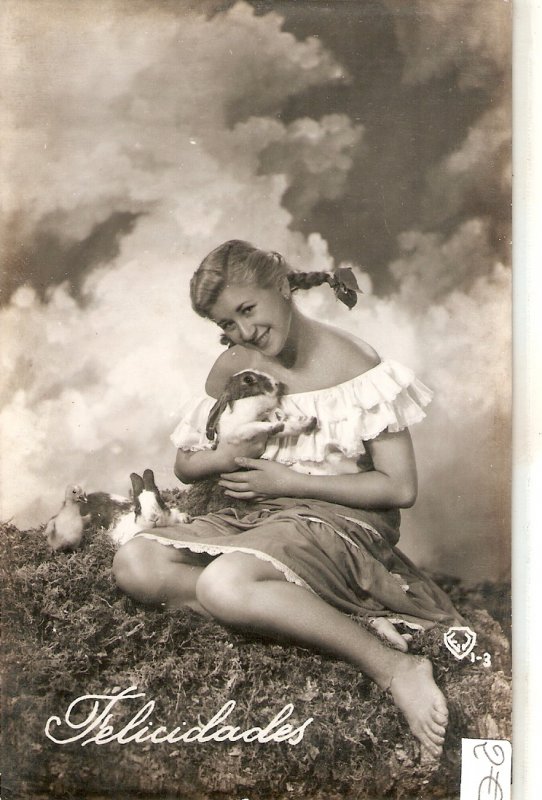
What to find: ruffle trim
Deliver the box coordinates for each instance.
[170,395,217,452]
[170,359,433,464]
[136,532,315,594]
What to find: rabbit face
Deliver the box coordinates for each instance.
[135,491,169,527]
[131,469,168,527]
[227,370,284,402]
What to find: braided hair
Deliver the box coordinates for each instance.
[287,269,359,309]
[190,240,361,332]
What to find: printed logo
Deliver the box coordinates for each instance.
[443,626,477,660]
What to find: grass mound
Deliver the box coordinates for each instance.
[1,493,511,800]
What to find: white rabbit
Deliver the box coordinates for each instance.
[108,469,190,546]
[206,369,317,445]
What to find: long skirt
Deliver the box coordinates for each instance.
[135,497,463,630]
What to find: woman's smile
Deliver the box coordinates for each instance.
[254,327,270,349]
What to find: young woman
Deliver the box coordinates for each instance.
[113,240,464,760]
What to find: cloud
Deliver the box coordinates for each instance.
[423,105,511,243]
[379,0,511,271]
[258,114,364,218]
[389,218,497,307]
[2,0,345,245]
[381,0,511,90]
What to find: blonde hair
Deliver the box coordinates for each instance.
[190,239,358,318]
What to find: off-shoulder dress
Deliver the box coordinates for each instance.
[137,360,462,630]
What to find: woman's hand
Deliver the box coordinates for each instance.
[216,429,418,509]
[218,457,296,500]
[214,436,269,470]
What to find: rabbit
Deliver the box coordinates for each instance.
[206,369,317,445]
[108,469,191,546]
[181,370,317,518]
[83,491,134,530]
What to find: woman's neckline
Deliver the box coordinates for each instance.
[206,359,390,400]
[283,359,385,398]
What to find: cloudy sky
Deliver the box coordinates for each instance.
[1,0,511,582]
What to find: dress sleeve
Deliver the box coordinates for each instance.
[170,395,216,451]
[270,359,434,466]
[350,359,434,440]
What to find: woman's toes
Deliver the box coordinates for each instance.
[432,733,446,746]
[434,696,448,717]
[431,722,447,738]
[423,723,445,746]
[432,709,448,725]
[420,743,442,763]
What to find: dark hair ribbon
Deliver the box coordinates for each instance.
[327,267,362,309]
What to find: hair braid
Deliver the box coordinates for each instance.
[288,268,361,309]
[287,270,333,292]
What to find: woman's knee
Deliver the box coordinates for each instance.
[195,556,248,623]
[195,553,281,624]
[112,538,157,597]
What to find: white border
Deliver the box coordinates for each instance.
[513,1,542,797]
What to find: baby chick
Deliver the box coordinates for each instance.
[44,484,91,552]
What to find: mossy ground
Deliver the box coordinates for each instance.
[1,492,511,800]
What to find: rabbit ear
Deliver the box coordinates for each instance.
[143,468,167,510]
[142,468,157,491]
[130,473,144,497]
[130,472,144,517]
[206,395,229,441]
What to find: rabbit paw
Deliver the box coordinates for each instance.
[301,416,318,434]
[169,509,192,525]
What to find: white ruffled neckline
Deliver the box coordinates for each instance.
[202,359,397,402]
[170,359,434,467]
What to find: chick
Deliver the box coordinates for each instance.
[44,484,91,552]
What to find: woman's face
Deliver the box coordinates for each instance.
[209,281,292,357]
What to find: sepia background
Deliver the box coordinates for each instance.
[0,0,511,582]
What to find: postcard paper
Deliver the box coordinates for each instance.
[1,1,513,798]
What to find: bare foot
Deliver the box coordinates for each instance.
[389,656,448,759]
[370,617,411,652]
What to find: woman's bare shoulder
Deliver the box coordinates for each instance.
[318,324,381,380]
[205,346,255,398]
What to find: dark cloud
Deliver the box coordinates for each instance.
[244,0,510,290]
[1,212,141,305]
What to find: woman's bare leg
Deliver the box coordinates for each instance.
[112,536,210,615]
[196,552,448,758]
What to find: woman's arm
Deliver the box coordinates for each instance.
[218,428,418,509]
[175,447,235,484]
[174,437,269,484]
